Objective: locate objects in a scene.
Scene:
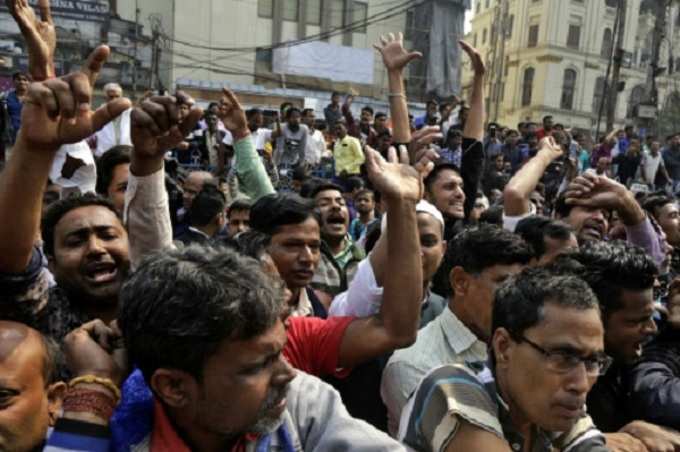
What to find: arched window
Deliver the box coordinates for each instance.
[605,0,618,7]
[627,85,645,118]
[601,28,613,59]
[592,76,606,114]
[561,69,577,110]
[522,67,535,106]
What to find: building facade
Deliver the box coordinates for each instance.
[463,0,680,136]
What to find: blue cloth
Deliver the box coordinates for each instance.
[5,90,22,143]
[111,369,296,451]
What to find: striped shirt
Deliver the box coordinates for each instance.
[398,363,608,452]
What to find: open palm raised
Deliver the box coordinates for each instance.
[365,145,431,202]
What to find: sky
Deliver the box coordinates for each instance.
[465,9,472,34]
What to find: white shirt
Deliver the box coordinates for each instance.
[642,151,664,183]
[381,307,488,437]
[305,129,326,166]
[95,108,132,157]
[253,128,273,151]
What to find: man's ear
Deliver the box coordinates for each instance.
[46,382,67,426]
[450,266,470,298]
[150,369,196,409]
[492,327,514,370]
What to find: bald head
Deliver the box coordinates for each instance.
[0,322,63,452]
[183,171,216,210]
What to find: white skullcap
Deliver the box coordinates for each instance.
[380,199,445,233]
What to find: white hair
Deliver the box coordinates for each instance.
[104,83,123,94]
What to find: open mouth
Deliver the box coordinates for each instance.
[581,223,604,240]
[84,262,118,284]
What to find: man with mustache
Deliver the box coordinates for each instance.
[399,268,609,451]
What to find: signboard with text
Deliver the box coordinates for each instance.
[0,0,109,22]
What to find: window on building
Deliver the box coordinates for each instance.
[605,0,618,7]
[592,76,606,113]
[473,33,478,47]
[482,28,487,44]
[405,8,415,39]
[567,24,581,49]
[528,24,539,47]
[353,1,368,33]
[627,85,645,118]
[506,15,514,39]
[561,69,577,110]
[258,0,273,18]
[255,47,273,72]
[476,0,481,13]
[282,0,299,21]
[504,55,509,75]
[485,0,490,8]
[522,67,535,106]
[601,28,613,58]
[329,0,344,29]
[306,0,322,25]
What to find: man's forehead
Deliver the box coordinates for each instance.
[435,168,462,184]
[619,288,654,313]
[272,218,320,239]
[57,206,122,233]
[532,303,603,347]
[219,320,287,364]
[315,189,343,201]
[0,321,38,362]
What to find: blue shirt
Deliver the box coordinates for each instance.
[5,90,22,143]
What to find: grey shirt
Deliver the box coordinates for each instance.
[275,124,309,167]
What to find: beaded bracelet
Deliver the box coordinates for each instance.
[62,388,117,421]
[68,375,121,402]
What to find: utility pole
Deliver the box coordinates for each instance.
[606,0,627,132]
[131,0,140,101]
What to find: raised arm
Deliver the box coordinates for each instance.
[125,93,202,267]
[337,146,425,368]
[218,89,275,200]
[374,32,421,145]
[503,137,563,217]
[461,41,485,142]
[0,46,130,273]
[6,0,56,81]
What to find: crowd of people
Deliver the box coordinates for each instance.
[4,1,680,451]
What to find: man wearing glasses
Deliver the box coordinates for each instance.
[397,268,609,452]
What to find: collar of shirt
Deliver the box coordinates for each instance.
[289,287,314,317]
[188,226,210,239]
[333,235,363,269]
[150,399,257,452]
[440,307,481,354]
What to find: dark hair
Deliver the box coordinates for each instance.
[309,181,344,199]
[227,198,252,218]
[189,185,226,227]
[250,193,319,235]
[41,193,120,258]
[492,267,599,339]
[12,72,28,81]
[375,112,387,120]
[331,91,341,97]
[424,162,462,194]
[207,102,219,111]
[344,176,365,193]
[292,165,309,182]
[246,108,262,120]
[354,188,374,199]
[543,115,553,123]
[302,108,315,117]
[40,335,63,385]
[553,240,657,313]
[478,205,503,226]
[642,193,674,220]
[286,107,301,119]
[119,245,283,382]
[95,145,131,195]
[515,216,574,258]
[362,106,374,115]
[364,220,383,254]
[221,229,271,260]
[553,193,574,219]
[280,101,293,113]
[432,225,532,297]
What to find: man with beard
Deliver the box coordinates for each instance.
[0,46,203,341]
[333,119,365,181]
[301,108,325,168]
[308,182,365,298]
[52,246,402,451]
[342,96,376,144]
[273,107,308,172]
[399,268,609,451]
